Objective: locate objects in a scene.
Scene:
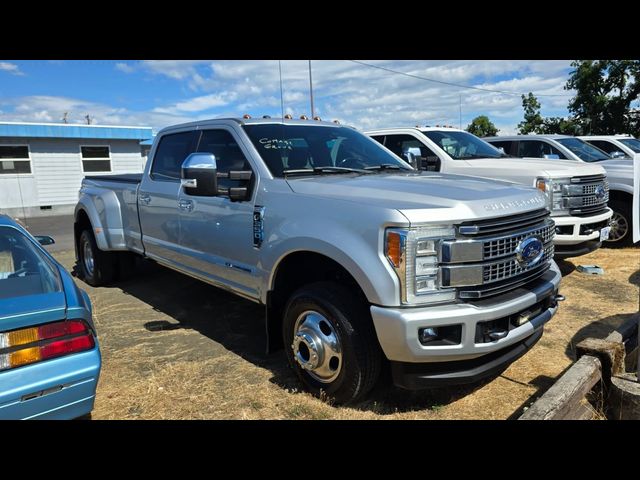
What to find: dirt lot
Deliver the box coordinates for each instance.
[52,246,639,419]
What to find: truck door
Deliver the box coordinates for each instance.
[138,130,196,266]
[178,127,260,299]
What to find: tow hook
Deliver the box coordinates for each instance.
[551,294,565,307]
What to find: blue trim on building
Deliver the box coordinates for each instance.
[0,123,153,141]
[140,137,155,146]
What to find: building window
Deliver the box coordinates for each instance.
[0,145,31,174]
[81,146,111,172]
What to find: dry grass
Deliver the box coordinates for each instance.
[53,245,640,420]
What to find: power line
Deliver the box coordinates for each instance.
[349,60,573,98]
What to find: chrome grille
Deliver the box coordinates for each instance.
[483,244,554,283]
[483,221,555,261]
[440,210,555,299]
[563,176,609,216]
[580,193,609,207]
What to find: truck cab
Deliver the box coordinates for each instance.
[367,127,613,258]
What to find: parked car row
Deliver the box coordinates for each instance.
[2,115,635,416]
[366,127,614,258]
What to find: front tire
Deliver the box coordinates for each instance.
[605,200,634,247]
[282,281,381,405]
[77,229,116,286]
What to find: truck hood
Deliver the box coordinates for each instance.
[462,157,606,179]
[597,159,634,177]
[286,172,548,224]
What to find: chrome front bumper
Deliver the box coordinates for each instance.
[370,261,562,363]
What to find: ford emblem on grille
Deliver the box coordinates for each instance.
[594,184,606,201]
[515,236,544,267]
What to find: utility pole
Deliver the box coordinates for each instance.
[308,60,315,119]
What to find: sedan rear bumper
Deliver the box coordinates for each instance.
[0,348,100,420]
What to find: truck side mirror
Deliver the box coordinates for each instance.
[181,153,218,197]
[610,150,627,159]
[402,151,417,168]
[402,147,421,169]
[543,154,559,159]
[423,155,441,172]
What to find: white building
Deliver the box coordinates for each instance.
[0,122,153,218]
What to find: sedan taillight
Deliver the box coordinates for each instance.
[0,320,95,371]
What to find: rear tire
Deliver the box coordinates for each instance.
[77,229,116,286]
[282,281,381,405]
[605,200,634,248]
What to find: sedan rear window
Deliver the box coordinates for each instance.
[0,227,61,300]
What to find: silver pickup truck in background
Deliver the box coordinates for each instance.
[74,117,563,403]
[367,127,613,259]
[485,134,635,247]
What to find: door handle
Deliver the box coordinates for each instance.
[178,199,194,212]
[139,193,151,205]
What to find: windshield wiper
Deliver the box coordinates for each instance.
[283,166,371,177]
[364,164,405,171]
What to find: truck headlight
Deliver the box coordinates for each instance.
[385,226,456,305]
[536,177,570,214]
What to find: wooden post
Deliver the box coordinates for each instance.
[637,315,639,383]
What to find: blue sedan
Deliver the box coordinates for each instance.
[0,215,101,419]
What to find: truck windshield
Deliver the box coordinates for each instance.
[422,130,504,160]
[556,138,610,162]
[619,138,640,153]
[242,124,413,177]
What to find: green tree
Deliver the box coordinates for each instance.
[517,93,545,134]
[541,117,581,135]
[566,60,640,136]
[465,115,499,137]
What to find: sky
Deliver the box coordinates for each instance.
[0,60,576,135]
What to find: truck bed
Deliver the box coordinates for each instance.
[85,173,143,184]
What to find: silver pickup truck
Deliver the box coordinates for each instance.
[485,134,635,246]
[74,117,563,403]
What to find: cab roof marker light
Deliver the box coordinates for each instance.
[242,114,251,119]
[284,114,293,120]
[300,115,308,120]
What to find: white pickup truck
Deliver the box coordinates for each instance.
[367,127,613,259]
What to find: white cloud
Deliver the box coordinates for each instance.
[0,60,578,134]
[115,62,134,73]
[140,60,211,80]
[0,61,24,76]
[153,92,237,114]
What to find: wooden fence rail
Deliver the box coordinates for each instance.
[519,313,638,420]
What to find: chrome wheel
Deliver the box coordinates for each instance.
[291,310,342,383]
[607,211,629,243]
[83,239,95,276]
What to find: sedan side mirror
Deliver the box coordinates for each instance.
[35,235,55,246]
[181,153,218,197]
